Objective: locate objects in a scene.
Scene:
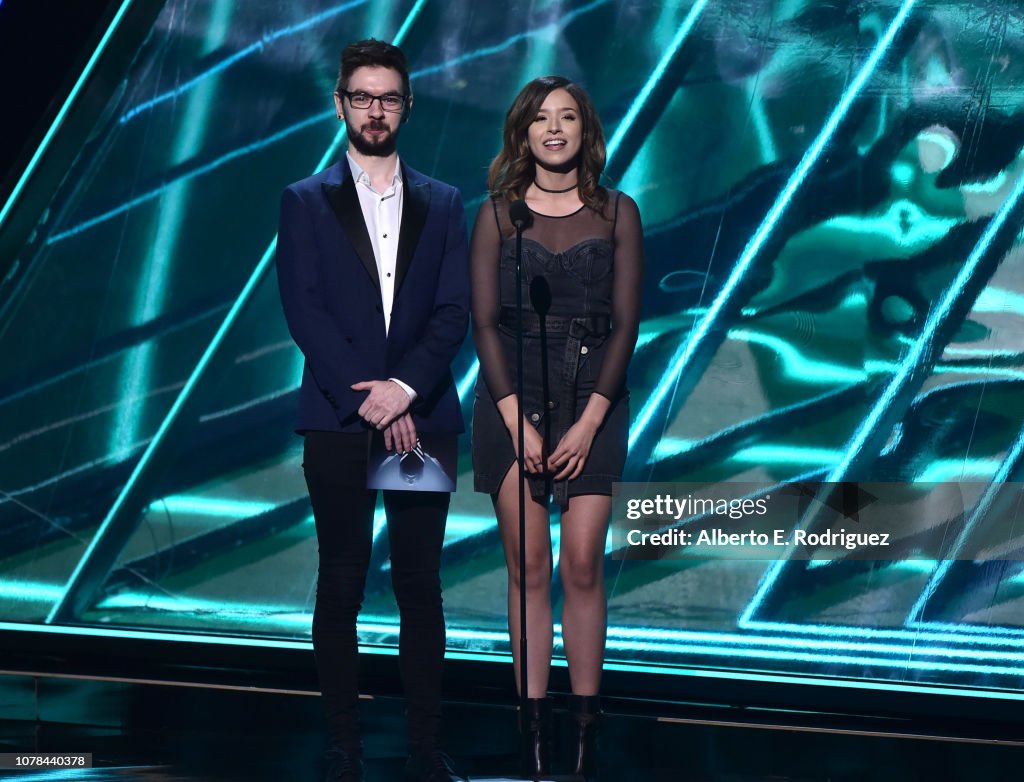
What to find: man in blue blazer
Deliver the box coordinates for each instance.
[276,39,469,782]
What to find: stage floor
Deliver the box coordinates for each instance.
[2,676,1023,782]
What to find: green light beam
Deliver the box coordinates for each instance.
[0,0,135,234]
[628,0,919,452]
[605,0,710,166]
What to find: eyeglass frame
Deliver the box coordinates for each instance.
[336,89,410,113]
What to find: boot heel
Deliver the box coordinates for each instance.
[518,696,552,779]
[568,694,601,780]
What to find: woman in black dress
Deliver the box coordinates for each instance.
[471,75,643,779]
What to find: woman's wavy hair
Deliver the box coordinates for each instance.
[488,76,608,212]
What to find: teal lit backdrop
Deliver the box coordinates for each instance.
[2,0,1024,696]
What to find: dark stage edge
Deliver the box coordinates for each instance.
[2,666,1024,781]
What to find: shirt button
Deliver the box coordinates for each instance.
[383,233,388,238]
[547,400,556,410]
[581,346,589,354]
[386,272,392,277]
[530,412,540,423]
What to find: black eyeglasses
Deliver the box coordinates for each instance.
[338,90,408,113]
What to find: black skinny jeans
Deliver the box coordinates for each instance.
[303,430,451,755]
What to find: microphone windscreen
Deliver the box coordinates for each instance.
[530,275,551,316]
[509,199,531,228]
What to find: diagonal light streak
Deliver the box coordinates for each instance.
[605,0,709,165]
[410,0,611,79]
[123,0,610,124]
[46,0,619,245]
[110,0,235,461]
[906,422,1024,626]
[393,0,425,43]
[0,0,134,235]
[628,0,918,452]
[46,111,330,244]
[456,358,479,401]
[117,0,370,124]
[741,162,1024,629]
[44,239,278,626]
[831,182,1024,482]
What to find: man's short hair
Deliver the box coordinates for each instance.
[336,39,411,97]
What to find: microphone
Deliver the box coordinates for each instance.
[529,275,551,317]
[509,199,531,229]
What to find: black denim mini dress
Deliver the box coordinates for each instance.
[470,193,644,507]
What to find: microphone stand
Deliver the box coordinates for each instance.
[477,201,564,782]
[512,207,529,730]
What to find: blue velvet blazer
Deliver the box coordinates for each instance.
[276,160,470,434]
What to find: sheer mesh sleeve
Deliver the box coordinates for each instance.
[470,198,514,401]
[594,192,644,399]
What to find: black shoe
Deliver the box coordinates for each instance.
[324,746,363,781]
[404,748,467,782]
[567,694,601,781]
[519,696,552,779]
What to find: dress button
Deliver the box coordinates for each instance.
[581,346,589,355]
[530,412,540,423]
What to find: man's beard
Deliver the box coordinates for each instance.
[347,120,398,157]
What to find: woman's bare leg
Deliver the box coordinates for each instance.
[494,466,553,697]
[558,494,611,695]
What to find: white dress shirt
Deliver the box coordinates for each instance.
[346,152,416,401]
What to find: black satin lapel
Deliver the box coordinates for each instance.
[395,177,430,295]
[322,180,380,292]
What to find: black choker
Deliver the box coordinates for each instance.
[533,181,577,193]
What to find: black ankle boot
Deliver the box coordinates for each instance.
[518,696,552,779]
[568,694,601,780]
